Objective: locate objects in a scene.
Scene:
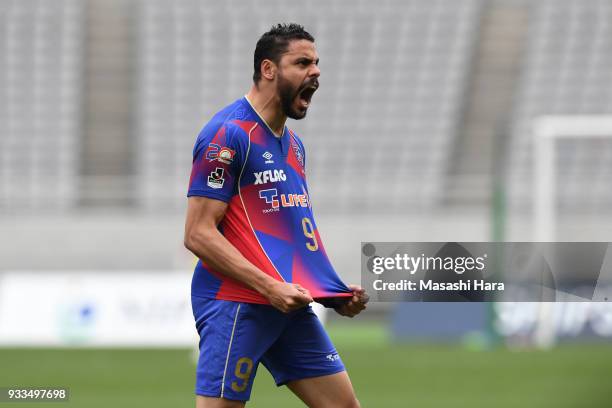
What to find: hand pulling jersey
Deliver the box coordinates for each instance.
[188,96,352,304]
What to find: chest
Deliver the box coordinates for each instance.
[241,134,305,195]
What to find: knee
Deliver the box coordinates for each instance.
[317,395,360,408]
[339,397,360,408]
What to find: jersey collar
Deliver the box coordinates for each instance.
[242,95,290,156]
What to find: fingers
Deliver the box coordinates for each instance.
[335,297,367,318]
[282,296,312,313]
[298,292,314,304]
[348,284,369,306]
[293,284,313,303]
[268,283,314,313]
[277,298,310,313]
[348,284,365,294]
[293,283,310,295]
[348,300,367,313]
[282,285,313,313]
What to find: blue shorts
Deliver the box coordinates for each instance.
[191,296,345,401]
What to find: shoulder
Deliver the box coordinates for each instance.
[287,128,307,168]
[288,128,306,151]
[194,100,256,154]
[288,128,307,155]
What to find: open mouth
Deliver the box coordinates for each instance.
[297,83,318,108]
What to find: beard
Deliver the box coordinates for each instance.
[277,73,318,120]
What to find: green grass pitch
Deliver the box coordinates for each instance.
[0,322,611,407]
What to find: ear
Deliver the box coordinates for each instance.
[260,59,277,81]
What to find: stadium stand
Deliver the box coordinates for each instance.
[508,0,612,213]
[2,0,612,219]
[2,0,612,273]
[0,0,84,212]
[135,0,482,213]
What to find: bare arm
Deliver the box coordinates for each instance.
[184,196,312,312]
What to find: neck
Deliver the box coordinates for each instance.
[246,84,286,137]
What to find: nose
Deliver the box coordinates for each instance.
[310,64,320,78]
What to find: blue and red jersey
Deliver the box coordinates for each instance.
[187,97,352,304]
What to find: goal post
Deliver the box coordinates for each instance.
[534,115,612,241]
[532,115,612,347]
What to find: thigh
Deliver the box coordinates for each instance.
[196,395,245,408]
[287,371,360,408]
[261,306,346,386]
[192,297,286,402]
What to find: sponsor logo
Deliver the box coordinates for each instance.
[259,189,279,210]
[217,147,235,164]
[58,301,97,343]
[258,187,310,213]
[205,143,235,164]
[207,167,225,189]
[326,353,340,362]
[254,169,286,185]
[263,151,274,164]
[205,143,220,161]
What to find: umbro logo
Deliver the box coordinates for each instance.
[263,151,274,164]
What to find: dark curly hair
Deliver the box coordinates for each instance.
[253,23,315,83]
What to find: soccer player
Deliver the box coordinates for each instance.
[184,23,368,408]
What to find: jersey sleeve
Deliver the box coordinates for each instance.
[187,123,246,203]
